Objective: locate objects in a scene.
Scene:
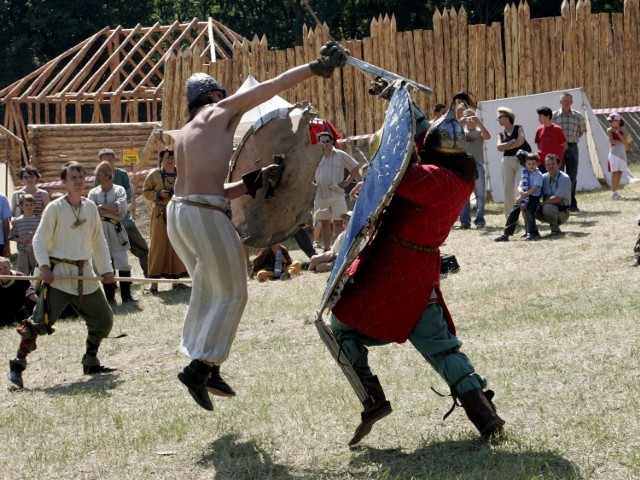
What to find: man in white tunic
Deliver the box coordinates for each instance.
[7,162,116,389]
[168,42,348,410]
[88,161,134,304]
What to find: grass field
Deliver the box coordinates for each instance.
[1,168,639,480]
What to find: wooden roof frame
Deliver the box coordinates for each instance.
[0,18,245,105]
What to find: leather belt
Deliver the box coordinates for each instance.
[50,257,87,305]
[172,197,231,218]
[386,233,439,253]
[100,216,122,227]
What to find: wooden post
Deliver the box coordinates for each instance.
[458,7,468,93]
[432,9,445,106]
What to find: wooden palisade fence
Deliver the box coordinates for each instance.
[162,0,640,140]
[2,0,640,178]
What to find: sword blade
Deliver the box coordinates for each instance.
[345,56,433,95]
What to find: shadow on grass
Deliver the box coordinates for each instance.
[149,287,191,305]
[38,375,124,397]
[201,434,299,479]
[349,439,582,480]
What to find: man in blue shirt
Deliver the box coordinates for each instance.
[537,153,571,235]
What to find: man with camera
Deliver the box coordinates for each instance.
[536,153,571,236]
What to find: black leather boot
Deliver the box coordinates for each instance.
[460,388,505,439]
[206,365,236,397]
[178,360,213,411]
[118,271,137,303]
[349,373,393,446]
[7,361,25,389]
[103,283,116,304]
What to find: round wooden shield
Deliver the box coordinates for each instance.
[228,105,323,247]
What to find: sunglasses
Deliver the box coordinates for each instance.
[497,116,507,120]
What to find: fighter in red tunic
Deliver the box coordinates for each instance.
[330,91,505,446]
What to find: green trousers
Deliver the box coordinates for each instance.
[12,286,113,369]
[330,302,486,396]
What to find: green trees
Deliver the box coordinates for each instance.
[0,0,627,90]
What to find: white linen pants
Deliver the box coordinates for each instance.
[501,155,521,218]
[167,195,248,363]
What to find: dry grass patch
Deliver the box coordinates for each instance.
[1,167,640,479]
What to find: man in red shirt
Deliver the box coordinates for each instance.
[534,106,567,173]
[330,93,505,446]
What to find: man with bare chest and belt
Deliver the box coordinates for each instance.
[168,42,348,411]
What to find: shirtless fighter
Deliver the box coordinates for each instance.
[168,42,348,410]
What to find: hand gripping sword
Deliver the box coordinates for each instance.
[301,0,433,95]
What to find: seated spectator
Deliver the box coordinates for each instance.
[292,212,317,259]
[251,244,301,281]
[349,164,369,201]
[8,194,40,275]
[536,154,571,236]
[495,152,543,242]
[0,256,38,327]
[308,210,352,272]
[11,166,49,217]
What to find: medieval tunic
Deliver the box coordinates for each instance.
[33,196,113,296]
[87,184,130,270]
[331,163,474,343]
[143,168,187,279]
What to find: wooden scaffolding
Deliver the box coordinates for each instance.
[0,18,246,171]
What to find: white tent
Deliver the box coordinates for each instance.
[477,88,634,203]
[233,75,302,142]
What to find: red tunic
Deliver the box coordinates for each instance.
[331,163,474,343]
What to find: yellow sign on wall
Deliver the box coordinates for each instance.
[122,149,140,164]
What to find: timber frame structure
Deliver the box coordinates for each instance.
[0,18,246,166]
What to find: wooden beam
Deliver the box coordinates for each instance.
[61,26,124,97]
[94,24,162,97]
[208,18,216,61]
[37,27,111,100]
[77,25,143,97]
[115,22,177,95]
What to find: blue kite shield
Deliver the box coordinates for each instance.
[317,85,416,320]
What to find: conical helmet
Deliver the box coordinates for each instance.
[185,73,227,104]
[422,92,474,155]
